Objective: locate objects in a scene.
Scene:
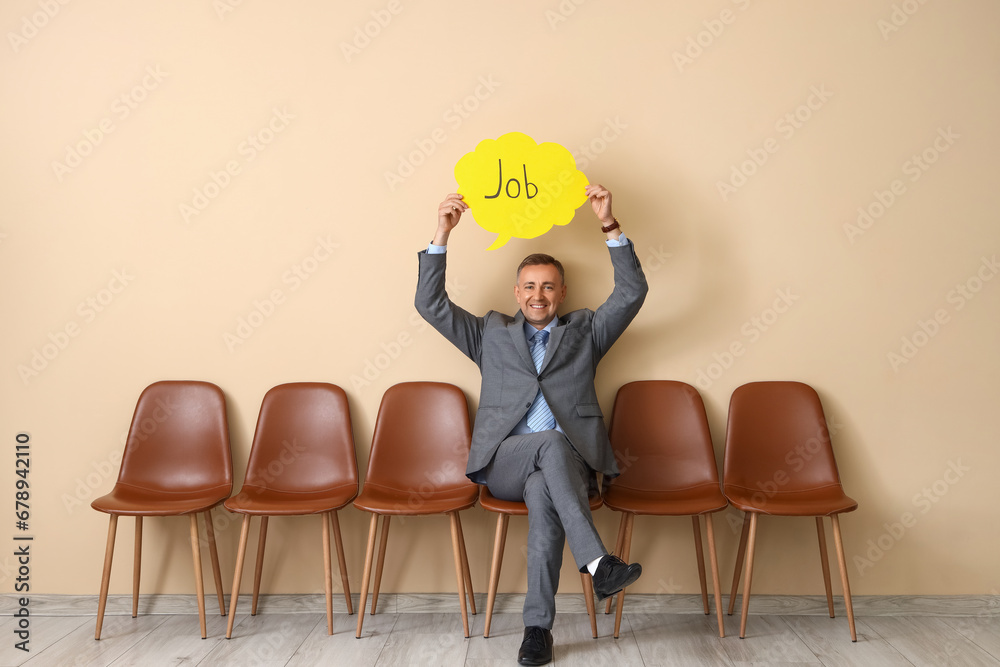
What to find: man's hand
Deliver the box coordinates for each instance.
[585,184,622,240]
[434,193,468,246]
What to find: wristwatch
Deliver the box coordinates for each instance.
[601,217,620,233]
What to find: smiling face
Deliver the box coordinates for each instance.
[514,263,566,330]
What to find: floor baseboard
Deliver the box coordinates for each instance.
[3,593,998,617]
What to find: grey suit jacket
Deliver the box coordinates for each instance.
[415,243,648,480]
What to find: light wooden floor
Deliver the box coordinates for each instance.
[3,608,999,666]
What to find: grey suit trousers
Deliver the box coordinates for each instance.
[483,430,607,629]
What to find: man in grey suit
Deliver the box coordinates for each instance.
[415,185,648,666]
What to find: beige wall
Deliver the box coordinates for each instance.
[2,1,998,598]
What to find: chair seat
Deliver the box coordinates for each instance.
[724,483,858,516]
[479,486,602,514]
[353,482,478,515]
[603,482,728,516]
[225,483,358,515]
[91,483,231,516]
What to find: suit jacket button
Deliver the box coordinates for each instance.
[526,403,531,408]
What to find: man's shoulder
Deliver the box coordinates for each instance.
[483,310,516,327]
[556,308,597,327]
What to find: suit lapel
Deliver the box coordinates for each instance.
[508,312,535,372]
[539,316,567,374]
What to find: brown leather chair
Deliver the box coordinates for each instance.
[479,487,602,639]
[602,381,728,638]
[92,381,233,640]
[723,381,858,640]
[353,382,479,638]
[223,383,359,638]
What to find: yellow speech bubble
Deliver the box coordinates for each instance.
[454,132,589,250]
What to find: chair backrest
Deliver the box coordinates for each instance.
[723,381,843,493]
[116,381,232,494]
[363,382,474,494]
[241,383,358,493]
[607,381,720,491]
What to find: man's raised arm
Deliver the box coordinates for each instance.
[584,185,649,358]
[415,193,486,365]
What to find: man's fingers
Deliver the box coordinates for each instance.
[440,203,468,215]
[441,193,468,210]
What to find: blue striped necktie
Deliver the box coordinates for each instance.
[526,330,555,432]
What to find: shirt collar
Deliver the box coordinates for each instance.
[523,317,557,341]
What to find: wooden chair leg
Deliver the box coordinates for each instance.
[356,513,379,638]
[204,510,226,616]
[705,513,725,638]
[728,512,751,615]
[484,513,509,638]
[132,516,142,618]
[816,516,835,618]
[613,512,635,639]
[738,512,759,639]
[251,516,268,616]
[189,514,208,639]
[831,514,858,642]
[227,515,252,639]
[455,513,476,615]
[95,514,118,640]
[448,512,471,638]
[329,511,353,615]
[605,513,628,614]
[322,512,334,635]
[581,573,598,638]
[692,515,709,614]
[371,515,391,615]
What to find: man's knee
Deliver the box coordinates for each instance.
[536,434,575,468]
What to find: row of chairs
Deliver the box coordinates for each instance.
[91,379,858,644]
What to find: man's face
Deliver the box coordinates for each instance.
[514,263,566,330]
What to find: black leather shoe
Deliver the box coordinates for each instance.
[517,626,553,666]
[592,554,642,602]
